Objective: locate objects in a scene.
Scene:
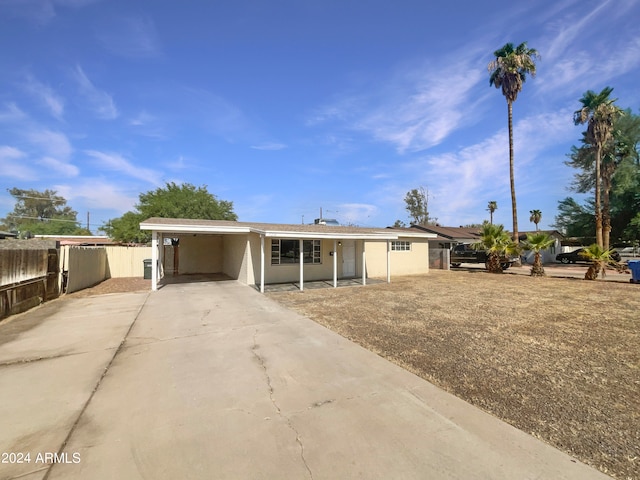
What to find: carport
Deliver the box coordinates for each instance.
[140,218,435,292]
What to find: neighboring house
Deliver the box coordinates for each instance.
[139,218,436,292]
[519,230,565,264]
[408,224,482,249]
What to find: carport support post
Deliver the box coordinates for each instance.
[387,240,391,283]
[151,230,158,291]
[333,239,337,288]
[299,239,304,291]
[260,235,265,293]
[362,244,366,286]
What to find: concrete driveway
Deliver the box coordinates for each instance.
[0,280,610,480]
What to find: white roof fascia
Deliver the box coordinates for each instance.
[393,232,438,239]
[257,230,399,240]
[139,223,251,234]
[139,222,435,239]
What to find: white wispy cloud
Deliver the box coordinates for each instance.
[0,145,36,180]
[37,156,79,177]
[54,179,138,214]
[250,142,287,151]
[235,194,275,221]
[129,110,156,126]
[73,65,118,120]
[24,74,65,119]
[85,150,162,184]
[405,108,575,225]
[27,128,73,159]
[337,203,378,226]
[128,111,168,139]
[0,0,99,25]
[543,1,610,62]
[96,14,162,58]
[535,1,640,96]
[310,50,487,154]
[0,103,28,123]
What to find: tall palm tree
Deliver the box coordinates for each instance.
[522,232,554,276]
[529,209,542,231]
[573,87,623,249]
[474,223,519,274]
[489,42,540,244]
[487,201,497,225]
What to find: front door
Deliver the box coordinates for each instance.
[342,240,356,277]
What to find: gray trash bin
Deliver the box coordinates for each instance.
[143,259,152,279]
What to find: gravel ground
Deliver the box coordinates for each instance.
[65,277,151,298]
[269,271,640,480]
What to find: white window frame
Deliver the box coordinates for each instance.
[271,239,322,265]
[391,240,411,251]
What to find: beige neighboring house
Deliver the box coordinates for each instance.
[139,218,436,292]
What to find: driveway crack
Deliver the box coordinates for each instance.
[251,330,313,479]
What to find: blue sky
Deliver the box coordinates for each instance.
[1,0,639,233]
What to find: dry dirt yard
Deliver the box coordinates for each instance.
[65,277,151,298]
[269,270,640,480]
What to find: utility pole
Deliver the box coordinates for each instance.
[87,212,90,232]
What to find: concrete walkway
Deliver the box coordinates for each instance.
[0,280,610,480]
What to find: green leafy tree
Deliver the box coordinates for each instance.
[404,187,432,225]
[522,232,554,276]
[573,87,624,248]
[488,42,540,243]
[487,201,497,225]
[1,188,90,235]
[553,198,595,239]
[529,209,542,231]
[624,213,640,241]
[563,109,640,245]
[474,223,519,274]
[101,182,238,243]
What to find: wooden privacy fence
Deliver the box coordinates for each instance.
[0,242,152,318]
[0,240,59,319]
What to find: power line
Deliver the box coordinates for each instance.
[4,214,104,228]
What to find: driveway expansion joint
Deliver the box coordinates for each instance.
[251,329,313,480]
[42,291,151,480]
[0,348,118,367]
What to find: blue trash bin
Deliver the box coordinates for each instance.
[628,260,640,284]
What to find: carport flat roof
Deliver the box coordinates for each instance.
[140,217,436,240]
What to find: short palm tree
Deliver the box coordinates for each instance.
[522,232,554,276]
[488,42,540,243]
[573,87,623,249]
[474,223,519,274]
[487,201,497,225]
[579,243,620,280]
[529,209,542,231]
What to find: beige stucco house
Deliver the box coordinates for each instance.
[139,218,436,292]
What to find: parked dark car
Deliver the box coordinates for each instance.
[450,243,518,270]
[555,248,621,264]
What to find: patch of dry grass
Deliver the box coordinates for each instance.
[269,271,640,479]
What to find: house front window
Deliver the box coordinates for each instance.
[271,239,321,265]
[391,241,411,251]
